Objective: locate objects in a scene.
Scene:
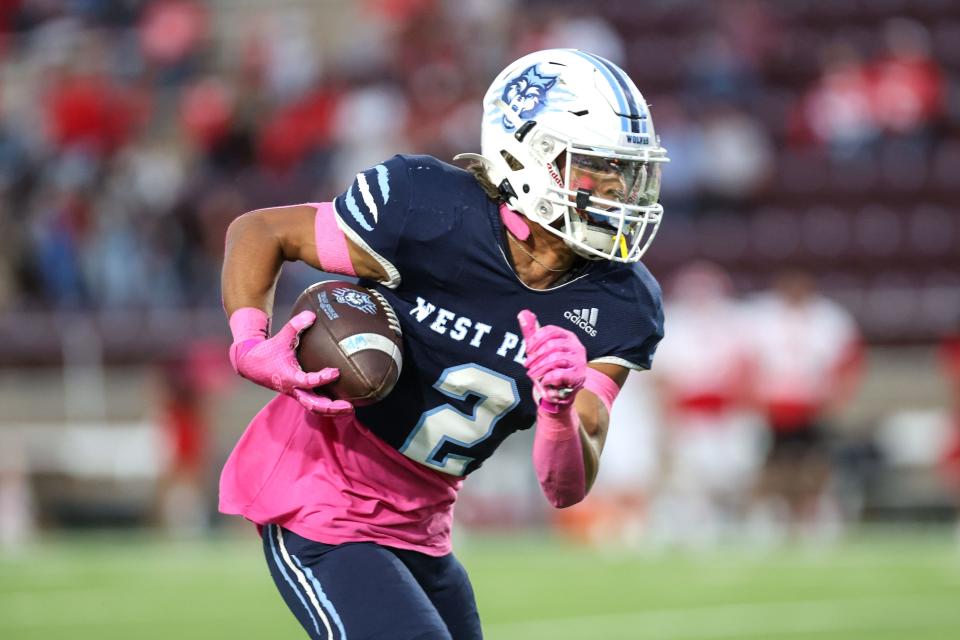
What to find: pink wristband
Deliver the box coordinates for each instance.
[312,202,357,276]
[228,307,270,342]
[228,307,269,372]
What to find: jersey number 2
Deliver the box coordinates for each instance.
[400,364,520,476]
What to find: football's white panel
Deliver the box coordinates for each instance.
[338,333,403,371]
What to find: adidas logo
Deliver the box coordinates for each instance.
[564,308,598,337]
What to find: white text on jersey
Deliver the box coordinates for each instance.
[564,308,598,337]
[410,296,526,364]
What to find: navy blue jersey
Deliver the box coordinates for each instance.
[332,155,663,476]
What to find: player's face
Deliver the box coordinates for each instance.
[565,153,661,232]
[569,155,627,203]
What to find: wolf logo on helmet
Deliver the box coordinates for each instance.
[500,64,559,131]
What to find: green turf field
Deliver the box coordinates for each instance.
[2,531,959,639]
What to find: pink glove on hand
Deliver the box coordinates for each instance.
[517,309,588,413]
[518,309,587,508]
[228,307,353,416]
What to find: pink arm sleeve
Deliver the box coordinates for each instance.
[584,367,620,413]
[531,369,620,509]
[532,405,586,509]
[311,202,357,276]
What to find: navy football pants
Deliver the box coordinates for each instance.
[262,524,482,640]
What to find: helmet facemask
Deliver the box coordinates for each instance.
[547,144,665,262]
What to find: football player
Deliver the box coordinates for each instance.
[219,49,668,639]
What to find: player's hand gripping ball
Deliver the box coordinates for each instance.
[290,281,403,411]
[517,309,587,411]
[229,308,348,415]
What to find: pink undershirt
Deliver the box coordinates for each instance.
[219,394,462,555]
[219,202,621,554]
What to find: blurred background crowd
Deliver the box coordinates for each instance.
[0,0,959,551]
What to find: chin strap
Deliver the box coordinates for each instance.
[499,202,530,241]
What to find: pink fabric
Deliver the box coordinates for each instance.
[517,310,587,410]
[229,308,338,395]
[500,202,530,241]
[516,309,588,507]
[584,367,620,413]
[229,307,270,339]
[219,395,461,556]
[531,405,586,508]
[292,388,355,416]
[311,201,356,276]
[228,307,269,371]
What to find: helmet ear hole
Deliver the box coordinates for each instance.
[500,150,525,171]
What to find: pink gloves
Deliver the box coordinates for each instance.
[517,309,588,413]
[228,307,354,416]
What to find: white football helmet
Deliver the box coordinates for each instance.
[457,49,669,263]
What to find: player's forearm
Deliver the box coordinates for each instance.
[577,381,614,494]
[222,213,285,316]
[532,406,587,508]
[579,424,601,493]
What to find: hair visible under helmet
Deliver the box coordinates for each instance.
[456,49,669,263]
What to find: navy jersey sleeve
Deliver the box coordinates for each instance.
[592,264,665,371]
[631,292,664,370]
[332,155,411,288]
[332,154,468,289]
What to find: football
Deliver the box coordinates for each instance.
[290,280,403,406]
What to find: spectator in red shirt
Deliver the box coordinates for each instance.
[869,18,945,139]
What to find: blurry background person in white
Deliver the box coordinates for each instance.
[745,271,864,542]
[645,262,759,548]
